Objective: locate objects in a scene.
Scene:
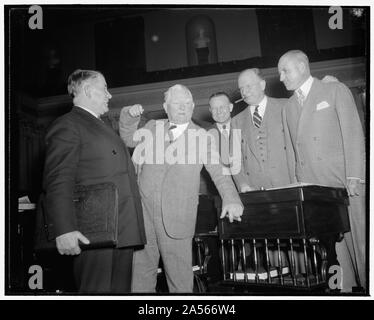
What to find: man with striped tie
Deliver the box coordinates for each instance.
[230,68,293,192]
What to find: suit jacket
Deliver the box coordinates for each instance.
[283,78,365,187]
[119,107,242,239]
[230,96,292,189]
[43,106,146,248]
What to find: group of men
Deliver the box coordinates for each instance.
[42,50,365,294]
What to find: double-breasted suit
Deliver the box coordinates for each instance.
[119,107,242,292]
[230,96,293,190]
[283,78,366,290]
[43,106,146,292]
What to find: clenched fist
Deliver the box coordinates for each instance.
[128,104,144,117]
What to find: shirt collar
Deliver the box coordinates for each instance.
[250,95,267,117]
[168,121,189,140]
[75,105,100,119]
[216,121,230,132]
[297,76,314,98]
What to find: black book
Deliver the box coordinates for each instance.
[34,182,118,252]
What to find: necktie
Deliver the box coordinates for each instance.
[168,124,177,141]
[252,105,262,128]
[220,124,230,166]
[222,124,229,137]
[296,89,305,106]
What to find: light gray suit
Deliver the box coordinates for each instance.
[231,96,293,189]
[283,78,366,291]
[119,107,242,292]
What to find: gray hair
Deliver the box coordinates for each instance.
[164,84,193,103]
[67,69,103,97]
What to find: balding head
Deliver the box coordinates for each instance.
[278,50,311,91]
[238,68,266,105]
[280,50,310,68]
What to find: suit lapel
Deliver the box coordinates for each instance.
[163,119,185,171]
[263,97,275,142]
[296,78,320,139]
[214,124,223,156]
[73,107,131,162]
[285,95,301,141]
[74,107,121,141]
[241,106,261,164]
[262,97,273,127]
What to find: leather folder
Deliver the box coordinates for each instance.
[34,182,118,251]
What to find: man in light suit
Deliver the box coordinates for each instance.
[42,69,146,293]
[119,84,243,293]
[278,50,366,292]
[231,68,293,191]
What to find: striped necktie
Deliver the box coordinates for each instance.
[296,89,305,106]
[252,105,262,128]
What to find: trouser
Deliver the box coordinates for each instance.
[336,184,366,292]
[132,192,194,293]
[73,247,133,293]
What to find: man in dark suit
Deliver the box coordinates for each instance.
[42,69,146,293]
[278,50,366,292]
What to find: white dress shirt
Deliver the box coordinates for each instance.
[168,122,189,140]
[297,76,314,100]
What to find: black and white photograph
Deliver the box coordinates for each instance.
[3,2,370,300]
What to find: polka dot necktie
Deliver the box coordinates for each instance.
[168,124,177,141]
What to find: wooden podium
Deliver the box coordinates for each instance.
[212,185,350,293]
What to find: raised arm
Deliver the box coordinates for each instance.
[119,104,144,148]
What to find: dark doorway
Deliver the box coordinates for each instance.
[256,8,317,58]
[95,16,146,87]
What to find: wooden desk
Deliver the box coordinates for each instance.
[214,185,350,293]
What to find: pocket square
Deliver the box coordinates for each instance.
[316,101,330,111]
